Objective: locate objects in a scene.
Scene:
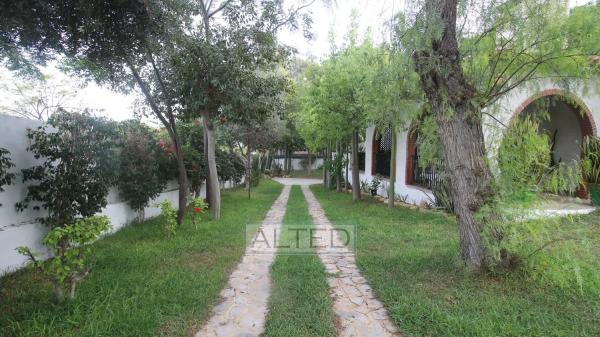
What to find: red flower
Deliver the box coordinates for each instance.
[194,207,201,214]
[159,140,166,148]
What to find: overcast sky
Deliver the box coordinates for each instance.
[0,0,592,123]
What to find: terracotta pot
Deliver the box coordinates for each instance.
[589,183,600,206]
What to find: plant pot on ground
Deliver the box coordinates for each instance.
[370,176,381,196]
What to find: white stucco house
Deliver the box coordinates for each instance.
[349,84,599,206]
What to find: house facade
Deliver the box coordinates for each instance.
[349,83,600,205]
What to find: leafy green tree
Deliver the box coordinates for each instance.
[173,0,312,218]
[17,112,118,228]
[406,0,600,270]
[0,0,193,224]
[117,120,167,221]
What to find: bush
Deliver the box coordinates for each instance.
[189,195,208,229]
[118,120,167,220]
[17,112,119,228]
[156,200,177,237]
[16,216,111,301]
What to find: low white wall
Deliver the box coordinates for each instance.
[347,125,434,206]
[273,157,323,171]
[0,115,239,275]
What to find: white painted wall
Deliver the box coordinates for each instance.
[273,157,324,171]
[352,82,599,207]
[0,115,238,275]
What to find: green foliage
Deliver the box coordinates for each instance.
[16,215,111,301]
[0,147,16,206]
[431,179,454,213]
[117,120,167,214]
[481,117,588,292]
[324,152,346,190]
[582,136,600,184]
[189,195,208,229]
[17,112,118,228]
[156,200,177,237]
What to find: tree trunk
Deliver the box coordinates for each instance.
[413,0,495,270]
[246,148,252,199]
[173,131,188,224]
[345,143,349,193]
[388,126,397,208]
[204,127,211,206]
[202,109,221,219]
[351,130,361,201]
[322,149,327,188]
[308,149,312,174]
[336,141,342,192]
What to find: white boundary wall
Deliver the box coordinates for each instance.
[0,115,237,275]
[273,157,324,171]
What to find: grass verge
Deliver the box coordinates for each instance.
[0,180,283,337]
[263,185,336,337]
[311,185,600,337]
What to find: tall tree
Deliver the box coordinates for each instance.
[174,0,311,218]
[406,0,600,270]
[0,0,194,224]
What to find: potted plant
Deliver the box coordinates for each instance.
[583,136,600,206]
[370,176,381,196]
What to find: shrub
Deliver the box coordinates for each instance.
[17,112,119,228]
[583,136,600,184]
[118,120,167,220]
[16,215,111,301]
[156,200,177,237]
[189,195,208,229]
[0,147,15,206]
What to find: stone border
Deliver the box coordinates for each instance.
[195,185,291,337]
[301,186,402,337]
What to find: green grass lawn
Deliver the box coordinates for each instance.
[311,186,600,337]
[0,180,283,337]
[263,185,336,337]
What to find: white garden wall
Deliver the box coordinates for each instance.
[0,115,237,275]
[273,157,324,171]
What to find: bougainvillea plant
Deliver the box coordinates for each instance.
[16,215,111,301]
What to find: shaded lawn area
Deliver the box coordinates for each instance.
[0,180,283,337]
[263,185,336,337]
[311,186,600,337]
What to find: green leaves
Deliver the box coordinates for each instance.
[16,215,111,300]
[156,200,177,237]
[0,147,15,199]
[17,111,119,228]
[582,136,600,184]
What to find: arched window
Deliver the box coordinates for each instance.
[372,127,392,178]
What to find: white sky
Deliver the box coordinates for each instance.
[0,0,592,122]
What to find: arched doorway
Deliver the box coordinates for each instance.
[405,126,445,189]
[372,127,392,177]
[513,90,596,198]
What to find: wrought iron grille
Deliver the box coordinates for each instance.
[412,155,445,189]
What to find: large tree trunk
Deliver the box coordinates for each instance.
[413,0,495,270]
[351,130,361,201]
[388,126,396,208]
[204,126,211,206]
[202,109,221,219]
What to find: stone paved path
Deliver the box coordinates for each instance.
[195,185,291,337]
[301,185,402,337]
